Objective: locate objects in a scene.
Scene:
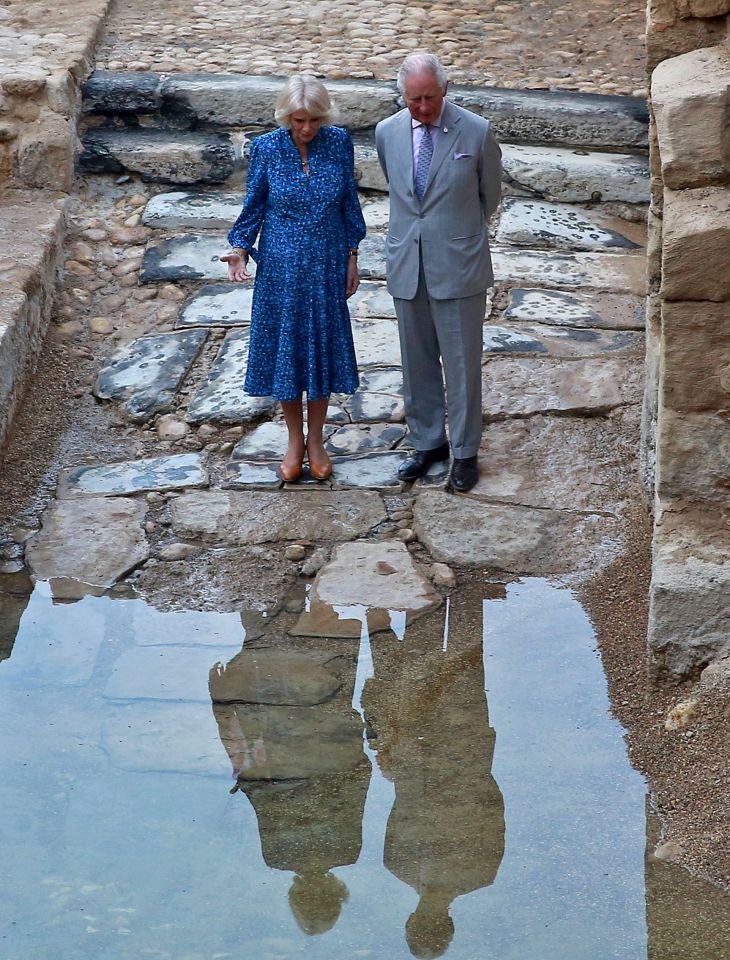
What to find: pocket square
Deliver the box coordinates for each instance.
[453,152,472,159]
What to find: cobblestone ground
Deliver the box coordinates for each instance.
[97,0,647,96]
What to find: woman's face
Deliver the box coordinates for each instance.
[289,110,323,146]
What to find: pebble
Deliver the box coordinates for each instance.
[395,528,417,544]
[155,415,190,440]
[110,225,151,246]
[158,542,201,561]
[665,699,699,732]
[284,543,307,561]
[0,560,25,575]
[88,316,114,335]
[430,562,456,588]
[300,547,329,577]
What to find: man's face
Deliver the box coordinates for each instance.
[402,70,446,125]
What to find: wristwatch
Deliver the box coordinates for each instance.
[348,248,358,257]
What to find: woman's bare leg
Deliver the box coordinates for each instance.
[306,396,332,479]
[280,397,305,481]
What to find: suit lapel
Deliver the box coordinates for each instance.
[394,109,415,194]
[424,101,461,196]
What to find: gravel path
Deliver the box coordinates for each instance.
[97,0,647,96]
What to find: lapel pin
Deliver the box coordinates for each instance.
[443,127,449,133]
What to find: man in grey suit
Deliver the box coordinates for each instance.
[375,53,502,492]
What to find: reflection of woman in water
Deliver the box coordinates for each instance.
[210,644,370,937]
[363,599,505,958]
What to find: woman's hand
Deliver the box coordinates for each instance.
[220,249,252,283]
[346,255,360,298]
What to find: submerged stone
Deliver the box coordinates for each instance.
[291,540,441,638]
[170,489,386,543]
[503,288,645,330]
[93,329,208,422]
[178,283,252,327]
[496,198,644,252]
[25,497,149,588]
[186,329,276,424]
[209,649,343,705]
[103,645,241,703]
[482,355,643,418]
[57,453,208,498]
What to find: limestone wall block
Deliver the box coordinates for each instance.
[679,0,730,15]
[655,408,730,500]
[646,8,727,71]
[1,69,48,98]
[17,112,74,192]
[652,45,730,189]
[661,300,730,412]
[661,186,730,301]
[640,293,663,496]
[648,499,730,678]
[646,207,663,293]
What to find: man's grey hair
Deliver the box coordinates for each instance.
[397,53,449,94]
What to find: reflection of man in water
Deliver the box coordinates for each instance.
[363,596,505,958]
[210,644,371,937]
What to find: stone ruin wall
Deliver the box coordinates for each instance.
[0,0,110,452]
[643,0,730,677]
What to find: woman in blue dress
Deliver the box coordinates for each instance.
[222,75,366,482]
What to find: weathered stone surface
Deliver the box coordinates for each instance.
[224,461,282,489]
[346,391,405,422]
[655,410,730,501]
[496,198,643,252]
[331,451,407,488]
[502,144,650,204]
[186,329,276,424]
[351,318,401,367]
[348,281,396,319]
[356,366,403,395]
[57,453,208,498]
[469,413,639,512]
[361,196,390,230]
[140,233,239,284]
[492,248,647,296]
[503,288,645,330]
[17,112,74,192]
[79,128,236,184]
[662,187,730,302]
[82,70,161,115]
[355,232,386,280]
[482,356,643,418]
[170,490,386,543]
[352,138,389,192]
[661,300,730,413]
[413,489,621,573]
[648,500,730,678]
[93,329,207,421]
[326,422,405,456]
[178,283,252,327]
[143,191,242,229]
[291,540,441,638]
[26,497,149,588]
[483,323,642,358]
[652,46,730,190]
[231,421,335,461]
[209,648,343,704]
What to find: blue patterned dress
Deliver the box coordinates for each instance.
[228,126,367,401]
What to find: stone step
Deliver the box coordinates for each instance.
[502,289,645,331]
[495,198,645,252]
[482,322,643,359]
[81,127,649,203]
[140,233,385,284]
[82,70,648,150]
[491,248,647,296]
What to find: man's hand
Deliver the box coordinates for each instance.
[346,255,360,298]
[220,249,251,283]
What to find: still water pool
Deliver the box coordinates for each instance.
[1,575,728,959]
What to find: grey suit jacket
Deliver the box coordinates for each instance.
[375,100,502,301]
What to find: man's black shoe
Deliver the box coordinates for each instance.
[449,456,479,493]
[397,441,451,481]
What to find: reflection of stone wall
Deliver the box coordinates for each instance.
[643,2,730,677]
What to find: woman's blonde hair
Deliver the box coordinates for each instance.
[274,74,337,127]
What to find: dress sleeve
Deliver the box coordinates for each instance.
[227,137,268,252]
[340,130,366,249]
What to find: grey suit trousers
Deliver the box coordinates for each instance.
[394,256,485,459]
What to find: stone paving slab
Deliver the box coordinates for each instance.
[25,497,149,589]
[79,128,237,184]
[140,233,242,284]
[291,540,441,639]
[467,413,639,513]
[413,489,622,573]
[361,197,390,231]
[503,288,646,330]
[495,198,644,252]
[93,329,208,421]
[501,144,650,204]
[209,648,344,705]
[326,423,406,457]
[356,367,403,396]
[348,282,396,320]
[482,355,643,418]
[356,233,386,280]
[482,322,643,358]
[491,247,647,296]
[186,329,276,424]
[346,391,405,423]
[170,489,386,543]
[231,421,335,461]
[351,318,401,368]
[224,461,282,489]
[178,283,252,328]
[331,451,407,489]
[353,139,389,192]
[57,453,208,498]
